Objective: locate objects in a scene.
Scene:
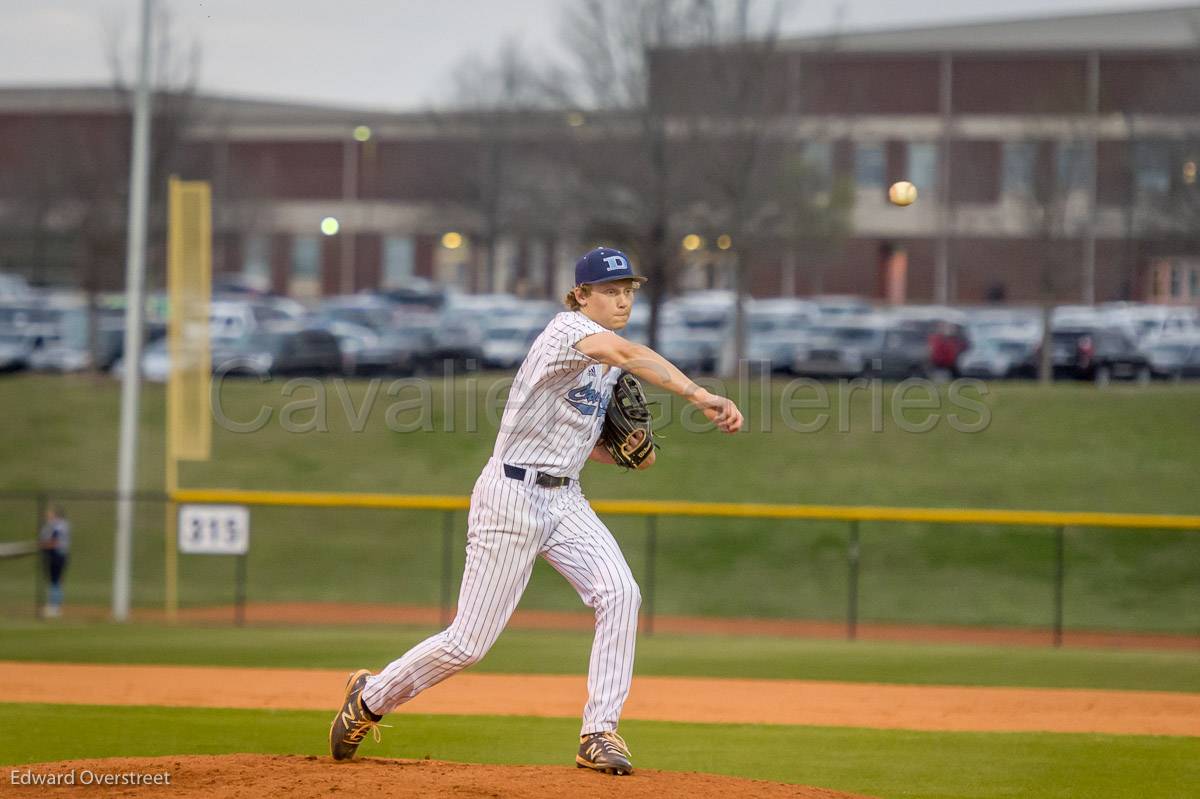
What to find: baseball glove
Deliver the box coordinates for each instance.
[599,373,657,469]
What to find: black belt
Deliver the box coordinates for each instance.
[503,463,571,488]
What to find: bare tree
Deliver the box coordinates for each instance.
[1014,133,1091,383]
[554,0,726,348]
[770,151,854,296]
[437,41,571,294]
[51,1,203,371]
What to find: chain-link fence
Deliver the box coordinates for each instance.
[2,489,1197,645]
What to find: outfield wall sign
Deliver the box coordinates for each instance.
[178,504,250,555]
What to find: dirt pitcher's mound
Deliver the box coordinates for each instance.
[8,754,877,798]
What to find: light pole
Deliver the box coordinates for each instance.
[113,0,154,622]
[340,126,370,294]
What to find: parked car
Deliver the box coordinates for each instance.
[0,330,37,371]
[25,308,127,373]
[957,336,1038,379]
[746,299,817,373]
[316,296,397,335]
[481,322,543,369]
[212,324,342,377]
[658,325,718,374]
[210,300,265,342]
[368,327,435,375]
[0,303,63,348]
[868,325,932,378]
[1046,326,1151,384]
[0,273,33,302]
[811,295,873,320]
[431,311,485,369]
[793,316,888,377]
[1145,338,1200,380]
[1114,304,1198,344]
[964,306,1042,339]
[372,278,448,312]
[674,290,735,331]
[313,320,382,375]
[112,338,172,382]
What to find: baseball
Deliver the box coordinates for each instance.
[888,181,918,206]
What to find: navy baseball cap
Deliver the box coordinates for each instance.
[574,247,648,286]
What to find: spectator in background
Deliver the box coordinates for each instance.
[39,505,70,619]
[929,321,969,378]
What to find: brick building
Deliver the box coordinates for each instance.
[652,3,1200,305]
[0,4,1198,305]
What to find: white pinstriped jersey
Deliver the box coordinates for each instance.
[493,311,622,479]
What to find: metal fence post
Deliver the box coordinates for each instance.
[33,493,47,619]
[234,553,247,627]
[1053,526,1066,648]
[440,511,455,627]
[847,520,860,641]
[643,515,657,636]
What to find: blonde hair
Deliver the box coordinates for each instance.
[563,284,593,311]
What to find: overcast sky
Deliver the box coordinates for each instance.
[0,0,1181,111]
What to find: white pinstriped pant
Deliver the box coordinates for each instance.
[362,457,641,735]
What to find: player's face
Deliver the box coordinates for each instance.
[581,280,638,329]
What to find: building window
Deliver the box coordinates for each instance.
[1170,265,1183,298]
[803,140,832,187]
[1190,267,1199,299]
[1056,140,1092,192]
[855,142,885,192]
[382,236,414,288]
[1133,141,1171,200]
[291,236,320,280]
[242,234,270,291]
[1001,141,1037,197]
[906,142,938,198]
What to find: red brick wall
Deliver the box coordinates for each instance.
[355,233,382,291]
[320,235,341,295]
[796,55,942,115]
[1096,140,1132,207]
[1101,56,1200,114]
[952,57,1087,114]
[364,140,476,202]
[742,235,1154,304]
[227,142,344,200]
[950,140,1001,204]
[414,234,435,279]
[269,233,290,295]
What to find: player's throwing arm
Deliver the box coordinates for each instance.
[575,334,744,435]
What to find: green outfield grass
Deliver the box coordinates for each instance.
[1,375,1198,633]
[2,622,1197,692]
[1,704,1196,799]
[3,375,1199,512]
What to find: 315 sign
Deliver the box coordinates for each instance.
[178,505,250,555]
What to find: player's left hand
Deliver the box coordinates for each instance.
[629,430,656,469]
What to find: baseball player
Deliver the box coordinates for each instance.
[330,246,743,774]
[38,505,70,619]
